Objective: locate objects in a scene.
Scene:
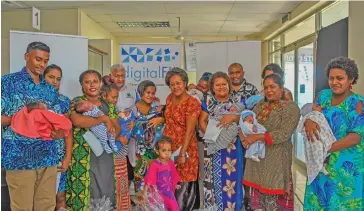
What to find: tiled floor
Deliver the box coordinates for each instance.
[293,161,307,211]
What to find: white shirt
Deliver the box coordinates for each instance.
[116,84,137,111]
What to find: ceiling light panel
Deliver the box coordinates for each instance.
[117,21,170,28]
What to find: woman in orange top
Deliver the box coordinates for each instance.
[163,67,201,211]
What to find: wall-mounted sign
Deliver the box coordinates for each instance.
[32,7,40,30]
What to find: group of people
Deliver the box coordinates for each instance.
[1,41,363,211]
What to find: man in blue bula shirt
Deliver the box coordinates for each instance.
[1,42,65,210]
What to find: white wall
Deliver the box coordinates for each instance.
[349,2,364,96]
[10,31,88,99]
[1,9,79,75]
[196,41,262,89]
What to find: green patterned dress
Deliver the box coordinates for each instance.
[66,96,118,210]
[304,89,364,211]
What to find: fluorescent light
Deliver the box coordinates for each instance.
[117,21,170,28]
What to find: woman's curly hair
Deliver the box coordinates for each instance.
[208,72,233,96]
[326,57,359,85]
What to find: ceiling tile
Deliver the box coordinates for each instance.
[226,13,284,21]
[217,32,251,36]
[82,8,113,15]
[108,28,125,33]
[171,27,220,33]
[222,20,263,28]
[89,15,113,23]
[230,2,301,14]
[165,2,234,14]
[110,32,130,36]
[182,32,218,36]
[23,1,103,9]
[167,13,227,21]
[122,27,172,33]
[220,27,262,33]
[169,20,225,28]
[95,2,166,14]
[4,1,303,39]
[126,32,173,36]
[99,22,120,29]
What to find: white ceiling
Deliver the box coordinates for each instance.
[2,1,302,38]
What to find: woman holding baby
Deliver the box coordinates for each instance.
[303,57,364,211]
[198,71,245,211]
[242,73,300,210]
[66,70,121,210]
[43,65,73,210]
[128,80,165,193]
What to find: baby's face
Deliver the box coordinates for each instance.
[188,84,197,91]
[244,115,254,124]
[77,101,94,112]
[37,102,48,110]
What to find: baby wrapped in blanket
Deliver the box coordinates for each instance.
[204,102,245,155]
[239,110,267,162]
[75,101,118,154]
[297,103,336,184]
[114,109,136,158]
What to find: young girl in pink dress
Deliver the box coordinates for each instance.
[143,137,181,211]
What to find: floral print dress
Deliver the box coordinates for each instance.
[304,89,364,211]
[130,105,165,192]
[201,95,244,211]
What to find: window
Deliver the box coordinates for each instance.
[268,36,281,66]
[284,15,315,46]
[270,36,281,53]
[296,43,315,163]
[270,51,281,66]
[282,50,295,99]
[321,0,349,28]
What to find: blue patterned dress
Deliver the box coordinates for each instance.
[54,94,71,193]
[1,67,60,170]
[201,95,244,211]
[130,105,165,192]
[304,89,364,211]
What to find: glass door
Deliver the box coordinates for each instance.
[295,43,315,162]
[283,50,295,100]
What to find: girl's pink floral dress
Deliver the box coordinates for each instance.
[144,159,181,211]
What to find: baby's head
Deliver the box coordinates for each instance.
[187,84,197,91]
[27,102,48,112]
[300,103,313,116]
[243,114,254,124]
[100,80,119,105]
[155,137,172,160]
[75,101,94,113]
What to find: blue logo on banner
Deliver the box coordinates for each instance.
[121,47,179,63]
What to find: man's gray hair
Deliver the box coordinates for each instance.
[110,64,125,72]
